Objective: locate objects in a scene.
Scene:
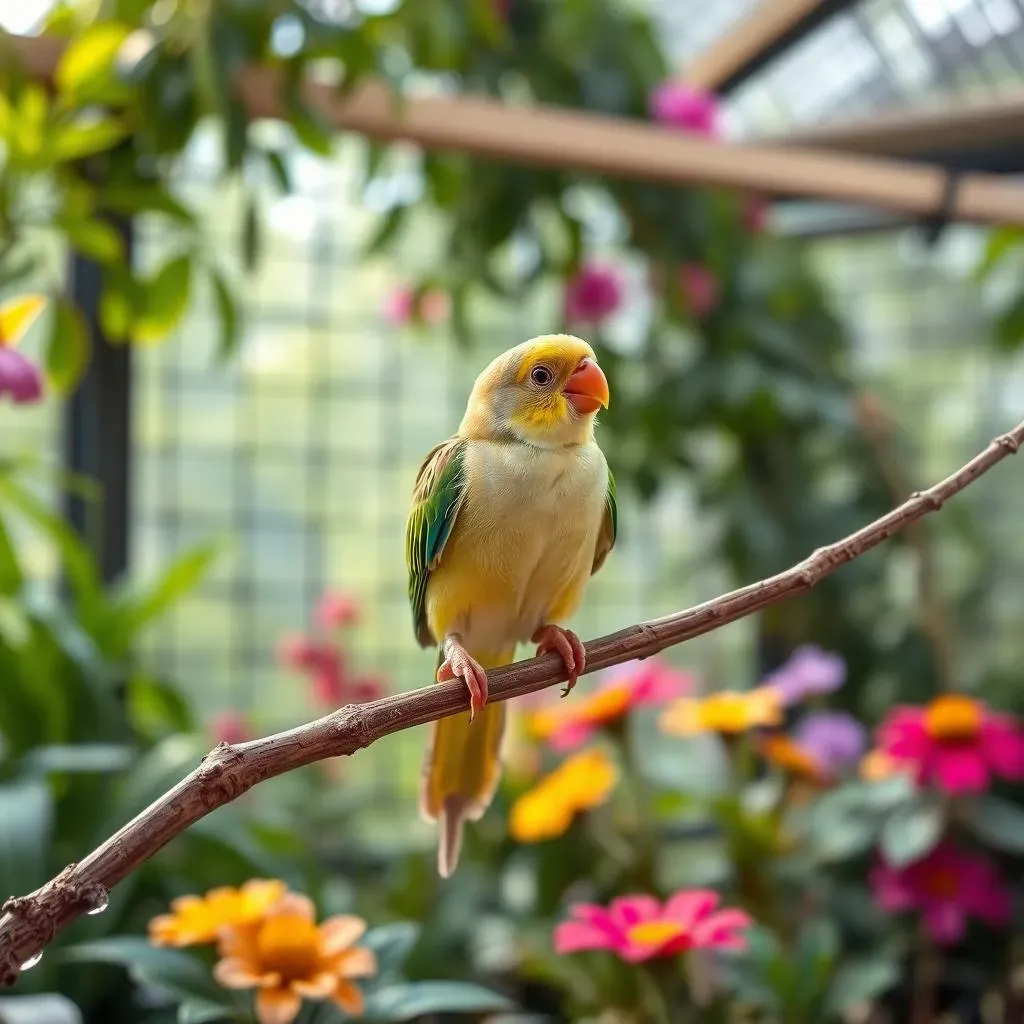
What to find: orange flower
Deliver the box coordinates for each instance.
[660,687,782,737]
[214,893,376,1024]
[760,734,830,785]
[149,880,287,947]
[860,748,906,783]
[510,747,618,842]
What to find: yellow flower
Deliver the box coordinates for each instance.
[0,295,46,348]
[510,747,618,842]
[860,748,905,782]
[149,879,288,947]
[660,687,782,737]
[214,893,376,1024]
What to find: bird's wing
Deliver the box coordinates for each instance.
[591,464,618,575]
[405,437,469,646]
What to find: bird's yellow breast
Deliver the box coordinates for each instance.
[425,439,608,661]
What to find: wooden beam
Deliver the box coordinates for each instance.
[4,32,1024,228]
[684,0,859,93]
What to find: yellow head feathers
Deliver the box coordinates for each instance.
[459,334,610,447]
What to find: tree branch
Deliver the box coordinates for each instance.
[2,418,1023,984]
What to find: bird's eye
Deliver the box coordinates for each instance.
[530,365,553,386]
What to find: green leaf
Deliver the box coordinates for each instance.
[63,938,228,1006]
[961,794,1024,853]
[363,206,407,257]
[362,922,420,974]
[223,97,248,173]
[23,743,134,775]
[127,673,196,738]
[827,956,898,1014]
[55,22,132,99]
[45,299,89,392]
[264,148,292,193]
[135,255,192,344]
[286,93,334,156]
[880,798,944,868]
[178,1001,233,1024]
[362,982,514,1020]
[100,184,196,225]
[51,117,130,162]
[0,511,23,596]
[0,777,53,899]
[242,196,260,273]
[99,283,133,342]
[977,226,1024,279]
[210,269,240,361]
[121,539,220,634]
[58,215,125,265]
[995,294,1024,351]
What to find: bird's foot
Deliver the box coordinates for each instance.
[532,625,586,698]
[436,634,488,723]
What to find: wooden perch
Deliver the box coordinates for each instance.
[4,33,1024,226]
[1,416,1023,984]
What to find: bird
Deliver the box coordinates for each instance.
[405,333,617,877]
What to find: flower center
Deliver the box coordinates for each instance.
[627,921,686,947]
[701,694,752,733]
[586,685,632,723]
[923,868,959,899]
[924,695,982,741]
[256,916,321,981]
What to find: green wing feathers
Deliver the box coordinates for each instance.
[592,465,618,575]
[405,438,469,647]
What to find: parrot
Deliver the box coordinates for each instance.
[405,334,617,877]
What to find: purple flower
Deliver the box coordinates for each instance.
[0,347,44,405]
[649,83,720,136]
[765,645,846,707]
[794,711,865,773]
[565,263,623,326]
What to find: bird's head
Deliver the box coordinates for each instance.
[460,334,610,447]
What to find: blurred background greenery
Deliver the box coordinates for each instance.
[3,0,1024,1021]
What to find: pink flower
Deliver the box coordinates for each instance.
[382,287,449,326]
[0,347,44,405]
[565,263,623,326]
[649,83,720,136]
[555,890,751,962]
[871,842,1010,945]
[877,695,1024,795]
[679,263,719,317]
[210,711,251,746]
[277,633,348,707]
[532,658,693,751]
[315,590,360,630]
[350,674,385,702]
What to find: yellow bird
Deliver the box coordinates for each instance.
[405,334,617,876]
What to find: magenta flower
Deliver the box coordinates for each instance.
[649,83,720,136]
[794,711,866,773]
[277,633,347,707]
[877,694,1024,794]
[565,263,623,326]
[679,263,720,317]
[210,711,252,746]
[382,287,449,326]
[871,842,1010,944]
[0,347,44,405]
[315,590,360,630]
[555,891,751,962]
[531,658,693,751]
[764,645,846,707]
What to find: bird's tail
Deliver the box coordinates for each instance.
[419,645,516,878]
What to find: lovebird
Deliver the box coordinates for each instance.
[405,334,617,876]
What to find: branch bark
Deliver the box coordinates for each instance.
[2,418,1023,984]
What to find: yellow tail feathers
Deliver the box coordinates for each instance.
[419,647,514,878]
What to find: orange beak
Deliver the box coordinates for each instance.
[562,358,610,415]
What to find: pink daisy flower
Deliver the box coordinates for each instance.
[555,890,751,962]
[877,695,1024,794]
[564,263,623,326]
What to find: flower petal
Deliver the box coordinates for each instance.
[548,721,596,752]
[923,903,966,946]
[691,909,753,950]
[291,972,338,998]
[663,890,719,930]
[878,708,929,761]
[932,747,989,794]
[608,895,661,930]
[265,893,316,922]
[554,921,620,955]
[319,915,366,955]
[334,946,376,978]
[982,716,1024,781]
[255,987,302,1024]
[214,958,271,990]
[333,980,365,1016]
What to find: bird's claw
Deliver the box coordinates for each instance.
[532,625,586,698]
[437,635,488,723]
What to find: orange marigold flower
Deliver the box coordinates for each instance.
[760,734,830,785]
[660,687,782,737]
[214,893,376,1024]
[149,879,288,948]
[510,747,618,843]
